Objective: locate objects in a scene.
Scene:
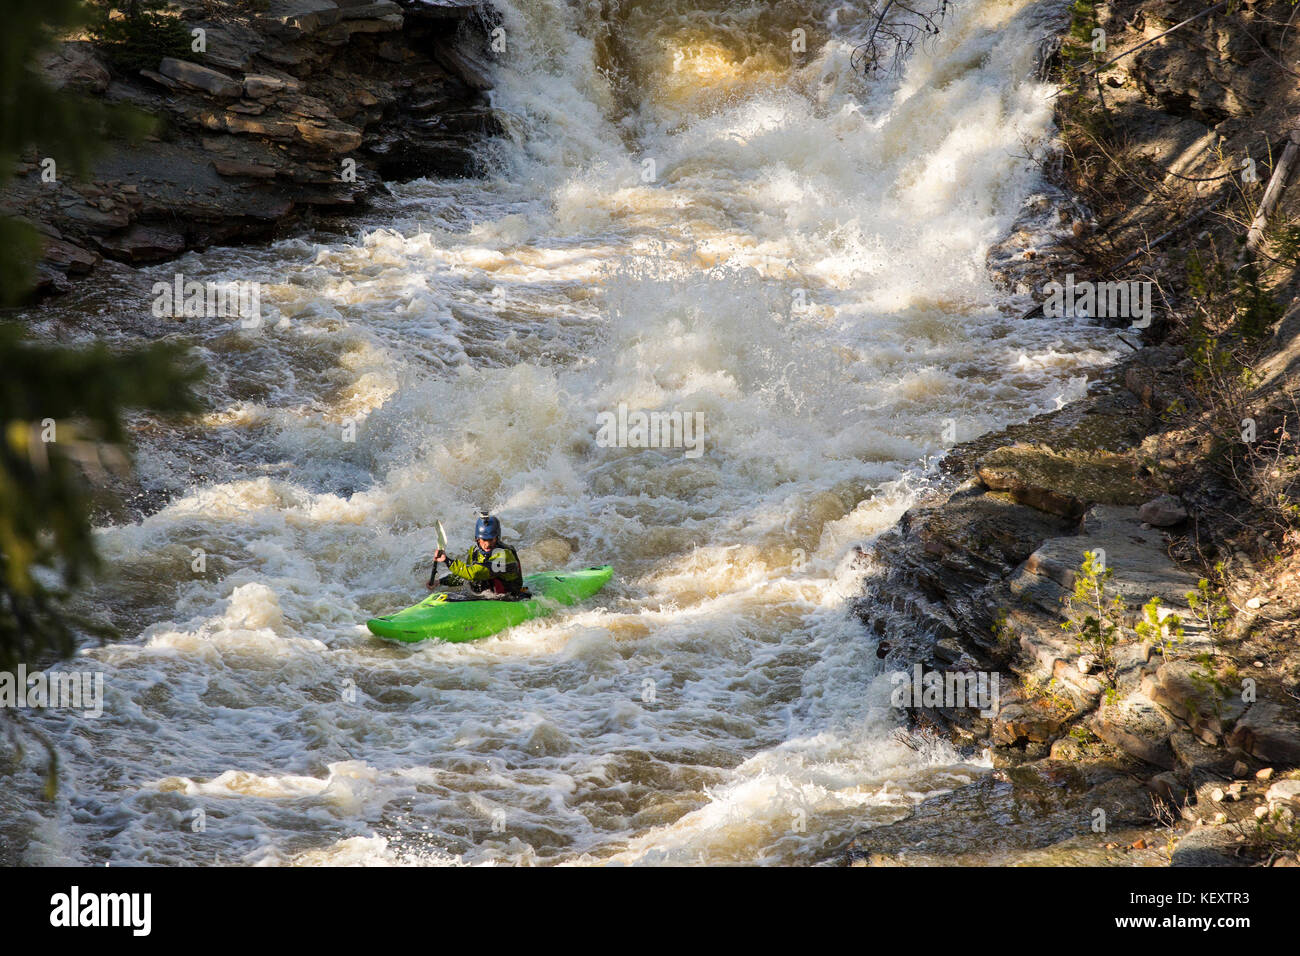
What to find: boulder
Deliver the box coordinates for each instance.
[195,22,264,72]
[158,58,244,99]
[1137,494,1187,527]
[1148,770,1189,805]
[1169,730,1237,775]
[200,110,299,141]
[61,200,131,230]
[1091,691,1179,769]
[40,237,101,275]
[243,75,288,99]
[1228,702,1300,765]
[1265,779,1300,804]
[993,702,1069,745]
[1142,660,1245,740]
[257,0,344,38]
[40,42,111,94]
[1024,506,1199,611]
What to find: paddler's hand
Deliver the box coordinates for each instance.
[433,549,446,564]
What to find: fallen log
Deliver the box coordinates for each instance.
[1244,126,1300,255]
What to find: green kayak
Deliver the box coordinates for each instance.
[366,565,614,643]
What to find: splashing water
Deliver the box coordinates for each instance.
[7,0,1116,865]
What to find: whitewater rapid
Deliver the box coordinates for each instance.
[7,0,1120,865]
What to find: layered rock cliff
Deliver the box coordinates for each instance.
[9,0,501,295]
[850,0,1300,866]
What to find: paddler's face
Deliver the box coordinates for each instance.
[478,537,495,551]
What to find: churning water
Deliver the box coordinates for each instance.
[7,0,1120,864]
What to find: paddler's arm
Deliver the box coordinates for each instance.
[428,547,463,589]
[446,548,491,585]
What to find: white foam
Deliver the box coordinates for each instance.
[18,0,1121,866]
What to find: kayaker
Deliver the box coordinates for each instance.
[429,512,528,598]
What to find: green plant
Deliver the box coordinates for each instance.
[1186,572,1231,645]
[1024,674,1074,716]
[991,608,1015,654]
[0,0,152,303]
[1232,261,1283,341]
[87,1,192,74]
[1265,221,1300,267]
[1227,804,1300,863]
[0,326,203,796]
[1061,550,1125,686]
[1065,0,1101,65]
[1135,595,1184,657]
[1068,725,1100,752]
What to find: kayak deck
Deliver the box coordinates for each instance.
[366,565,613,643]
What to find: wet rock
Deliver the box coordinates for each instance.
[993,703,1069,746]
[843,761,1158,865]
[40,237,101,275]
[433,38,495,91]
[95,225,186,263]
[1137,494,1187,527]
[977,445,1148,518]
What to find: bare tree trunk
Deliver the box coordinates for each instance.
[1245,125,1300,255]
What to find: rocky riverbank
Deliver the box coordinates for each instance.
[8,0,501,297]
[850,0,1300,866]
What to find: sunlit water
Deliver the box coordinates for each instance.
[6,0,1117,865]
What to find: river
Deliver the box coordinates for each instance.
[8,0,1121,865]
